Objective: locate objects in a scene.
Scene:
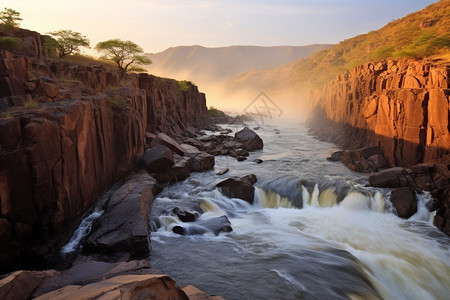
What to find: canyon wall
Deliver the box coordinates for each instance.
[308,59,449,167]
[0,30,208,272]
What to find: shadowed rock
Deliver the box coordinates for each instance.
[150,132,186,155]
[142,145,174,172]
[156,155,192,183]
[173,207,199,222]
[83,173,156,259]
[234,127,263,151]
[182,143,215,172]
[390,188,418,218]
[172,216,232,236]
[342,146,387,173]
[217,174,257,204]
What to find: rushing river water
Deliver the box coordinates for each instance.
[149,123,450,300]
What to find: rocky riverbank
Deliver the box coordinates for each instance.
[0,27,264,299]
[307,59,450,235]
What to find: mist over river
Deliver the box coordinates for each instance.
[149,123,450,300]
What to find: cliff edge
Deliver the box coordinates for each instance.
[0,29,207,272]
[308,58,450,234]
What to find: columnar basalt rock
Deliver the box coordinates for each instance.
[0,32,208,271]
[308,59,450,235]
[308,59,449,167]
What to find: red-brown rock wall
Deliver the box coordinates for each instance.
[309,59,450,167]
[138,74,207,135]
[0,47,207,271]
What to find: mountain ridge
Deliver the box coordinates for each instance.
[226,0,450,106]
[145,44,333,83]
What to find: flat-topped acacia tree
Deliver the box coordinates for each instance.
[47,30,90,57]
[0,8,22,29]
[95,39,151,78]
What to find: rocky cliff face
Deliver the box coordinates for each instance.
[308,59,450,235]
[0,30,208,272]
[308,59,449,167]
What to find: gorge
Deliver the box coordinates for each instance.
[1,2,450,299]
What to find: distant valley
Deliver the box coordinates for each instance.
[145,45,332,114]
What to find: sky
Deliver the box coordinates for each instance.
[1,0,438,55]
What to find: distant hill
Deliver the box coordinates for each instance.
[145,44,333,84]
[227,0,450,101]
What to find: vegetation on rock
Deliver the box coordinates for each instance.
[95,39,152,77]
[229,0,450,94]
[0,8,22,29]
[47,29,90,57]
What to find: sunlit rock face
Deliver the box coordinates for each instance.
[308,59,449,166]
[308,59,450,235]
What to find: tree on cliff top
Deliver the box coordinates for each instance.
[47,30,90,57]
[95,39,151,77]
[0,8,22,29]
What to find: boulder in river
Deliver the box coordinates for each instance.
[216,174,257,204]
[142,145,174,172]
[390,187,418,219]
[234,127,263,151]
[172,215,232,236]
[173,207,199,223]
[150,132,186,155]
[83,173,156,259]
[156,155,192,183]
[342,146,387,173]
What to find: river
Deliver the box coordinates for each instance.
[149,123,450,300]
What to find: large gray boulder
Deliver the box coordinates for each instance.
[150,132,186,155]
[142,144,174,172]
[216,174,257,204]
[182,143,215,172]
[390,188,418,219]
[234,127,263,151]
[156,155,192,183]
[84,173,156,259]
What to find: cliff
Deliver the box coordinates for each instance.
[308,59,449,167]
[308,59,450,234]
[0,30,207,272]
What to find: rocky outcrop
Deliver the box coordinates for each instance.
[172,215,233,236]
[216,174,257,204]
[0,30,208,271]
[0,87,147,271]
[83,173,157,260]
[0,261,188,300]
[308,59,450,234]
[138,74,207,135]
[308,59,449,167]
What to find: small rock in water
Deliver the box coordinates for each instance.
[173,207,199,222]
[172,216,232,236]
[253,159,263,164]
[253,126,260,130]
[216,168,229,175]
[327,151,343,162]
[237,156,247,161]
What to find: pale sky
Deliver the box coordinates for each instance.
[2,0,438,54]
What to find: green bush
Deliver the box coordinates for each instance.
[110,96,128,109]
[0,36,22,52]
[177,80,192,92]
[372,46,395,60]
[207,106,221,117]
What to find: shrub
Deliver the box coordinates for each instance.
[177,80,192,92]
[372,46,395,60]
[110,96,128,109]
[23,99,38,108]
[0,36,22,52]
